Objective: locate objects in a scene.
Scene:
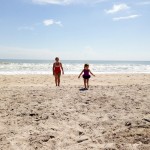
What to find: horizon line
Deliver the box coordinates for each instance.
[0,58,150,62]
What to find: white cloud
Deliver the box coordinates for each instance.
[18,19,62,31]
[18,26,34,31]
[137,1,150,5]
[43,19,54,26]
[55,21,63,26]
[105,3,130,14]
[32,0,107,5]
[113,15,140,21]
[32,0,71,5]
[43,19,62,26]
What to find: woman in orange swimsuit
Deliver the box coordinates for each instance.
[53,57,64,86]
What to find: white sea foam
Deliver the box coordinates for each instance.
[0,60,150,75]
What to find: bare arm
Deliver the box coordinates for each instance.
[78,70,84,78]
[53,63,55,75]
[89,70,95,76]
[60,63,64,74]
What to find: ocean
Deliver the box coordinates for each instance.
[0,59,150,75]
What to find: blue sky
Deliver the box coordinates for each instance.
[0,0,150,60]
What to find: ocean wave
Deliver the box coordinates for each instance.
[0,60,150,74]
[0,62,12,65]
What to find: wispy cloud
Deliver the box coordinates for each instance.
[18,26,34,31]
[105,3,130,14]
[0,46,55,59]
[137,1,150,5]
[113,15,141,21]
[43,19,62,26]
[18,19,62,31]
[32,0,71,5]
[32,0,108,5]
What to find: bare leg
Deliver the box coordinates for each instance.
[84,79,86,89]
[87,79,89,88]
[57,73,61,86]
[55,75,58,86]
[58,77,60,86]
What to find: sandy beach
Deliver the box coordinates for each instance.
[0,74,150,150]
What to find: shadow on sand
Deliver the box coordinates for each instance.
[79,88,88,91]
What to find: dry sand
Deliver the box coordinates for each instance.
[0,74,150,150]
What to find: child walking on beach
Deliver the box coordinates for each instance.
[53,57,64,86]
[78,64,95,89]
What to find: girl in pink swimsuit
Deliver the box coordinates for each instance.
[78,64,95,89]
[53,57,64,86]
